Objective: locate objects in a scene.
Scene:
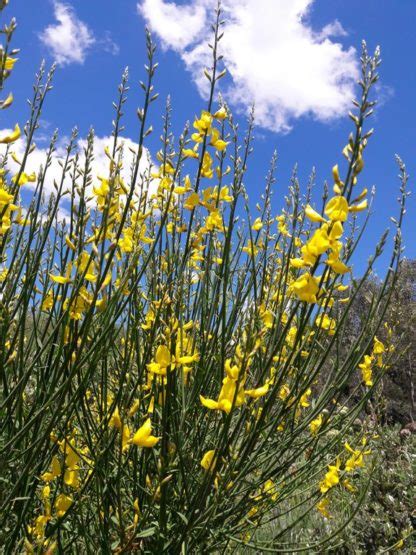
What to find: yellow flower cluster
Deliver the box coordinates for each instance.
[289,158,369,308]
[358,336,387,387]
[200,340,270,413]
[317,437,372,518]
[108,397,160,451]
[28,434,89,549]
[145,318,200,384]
[0,169,19,235]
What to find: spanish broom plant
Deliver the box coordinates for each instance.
[0,1,410,553]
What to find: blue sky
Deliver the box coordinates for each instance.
[2,0,415,274]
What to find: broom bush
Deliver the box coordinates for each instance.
[0,1,409,552]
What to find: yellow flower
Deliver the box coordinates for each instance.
[63,286,93,320]
[302,227,331,260]
[183,147,199,159]
[55,494,73,517]
[118,227,133,252]
[60,440,80,470]
[252,217,263,231]
[109,406,122,429]
[291,272,320,303]
[0,185,14,206]
[279,385,290,402]
[200,375,245,414]
[319,458,341,493]
[3,56,17,71]
[11,171,36,186]
[128,399,140,417]
[200,449,216,471]
[201,151,214,178]
[93,176,110,209]
[76,250,97,282]
[147,345,171,376]
[132,418,160,448]
[392,538,404,550]
[290,257,306,268]
[49,263,72,285]
[176,353,200,365]
[122,424,131,451]
[0,123,21,144]
[242,240,260,257]
[299,388,312,407]
[324,196,349,222]
[326,253,350,274]
[41,455,62,482]
[259,305,274,328]
[32,514,51,539]
[64,468,80,489]
[263,479,279,501]
[224,359,240,380]
[50,274,71,285]
[210,128,228,151]
[315,313,336,335]
[358,354,373,386]
[317,497,331,518]
[336,284,349,292]
[193,110,212,134]
[218,186,233,202]
[342,478,357,493]
[191,132,203,143]
[65,235,77,251]
[204,209,224,232]
[344,439,371,472]
[276,213,290,236]
[184,192,200,210]
[213,106,227,120]
[373,336,385,367]
[310,414,323,436]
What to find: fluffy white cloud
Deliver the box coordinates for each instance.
[39,1,119,66]
[39,1,95,65]
[0,131,153,221]
[139,0,359,133]
[138,0,207,51]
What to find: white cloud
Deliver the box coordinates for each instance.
[39,1,98,66]
[100,31,121,56]
[138,0,207,50]
[139,0,359,133]
[0,131,154,222]
[317,20,348,41]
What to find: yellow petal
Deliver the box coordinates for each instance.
[213,107,227,120]
[0,92,13,109]
[4,57,18,71]
[140,435,160,448]
[200,449,216,470]
[245,383,269,399]
[305,204,326,223]
[332,164,341,184]
[349,199,368,212]
[155,345,171,367]
[49,273,71,284]
[200,395,219,410]
[251,217,263,231]
[0,123,21,144]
